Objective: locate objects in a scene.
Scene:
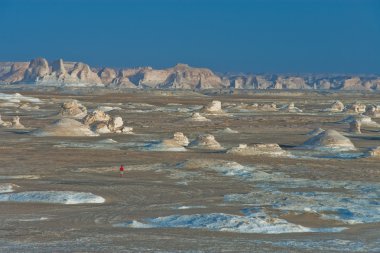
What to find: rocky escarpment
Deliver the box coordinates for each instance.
[1,57,380,90]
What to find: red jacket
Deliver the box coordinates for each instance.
[119,166,124,171]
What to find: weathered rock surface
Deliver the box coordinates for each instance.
[280,102,302,113]
[185,112,210,122]
[161,132,190,148]
[188,134,223,150]
[60,100,87,119]
[328,101,345,112]
[201,100,225,114]
[364,105,380,118]
[345,102,366,113]
[34,118,97,137]
[302,129,355,151]
[2,58,380,90]
[84,110,132,134]
[349,120,361,134]
[11,116,25,129]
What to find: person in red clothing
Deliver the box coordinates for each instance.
[119,165,124,177]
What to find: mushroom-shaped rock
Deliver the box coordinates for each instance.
[34,118,97,137]
[227,143,288,156]
[186,112,210,122]
[60,100,87,119]
[349,120,361,134]
[302,129,355,151]
[11,116,25,129]
[188,134,223,150]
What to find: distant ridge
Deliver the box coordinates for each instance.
[0,57,379,90]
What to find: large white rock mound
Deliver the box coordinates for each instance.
[302,129,355,151]
[34,118,97,137]
[201,100,225,114]
[185,112,210,122]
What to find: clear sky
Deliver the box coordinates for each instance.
[0,0,379,74]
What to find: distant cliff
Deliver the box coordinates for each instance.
[0,57,379,90]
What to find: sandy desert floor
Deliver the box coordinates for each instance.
[0,88,379,252]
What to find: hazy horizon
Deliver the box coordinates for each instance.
[1,0,379,74]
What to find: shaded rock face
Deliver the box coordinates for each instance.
[99,68,117,85]
[188,134,223,150]
[227,143,287,156]
[11,116,25,129]
[24,58,50,81]
[84,110,111,126]
[69,62,102,84]
[349,120,361,134]
[302,129,355,151]
[60,100,87,119]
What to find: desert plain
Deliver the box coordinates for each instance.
[0,87,379,252]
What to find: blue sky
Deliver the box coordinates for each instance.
[0,0,379,74]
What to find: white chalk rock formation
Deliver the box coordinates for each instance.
[367,146,380,157]
[349,120,361,134]
[185,112,211,122]
[0,114,11,127]
[201,100,225,114]
[60,100,87,119]
[364,104,380,118]
[302,129,355,151]
[163,132,190,147]
[0,191,105,204]
[11,116,25,129]
[341,115,380,127]
[84,110,133,134]
[227,143,288,156]
[34,118,98,137]
[188,134,224,150]
[345,102,366,113]
[280,102,302,113]
[329,101,345,112]
[83,110,111,125]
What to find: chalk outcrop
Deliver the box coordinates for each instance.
[280,102,302,113]
[11,116,25,129]
[341,115,380,127]
[84,110,133,134]
[60,100,87,119]
[185,112,210,122]
[227,143,288,156]
[364,105,380,118]
[307,128,325,136]
[302,129,355,151]
[349,120,361,134]
[201,100,225,114]
[34,118,97,137]
[188,134,224,150]
[328,101,345,112]
[345,102,366,113]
